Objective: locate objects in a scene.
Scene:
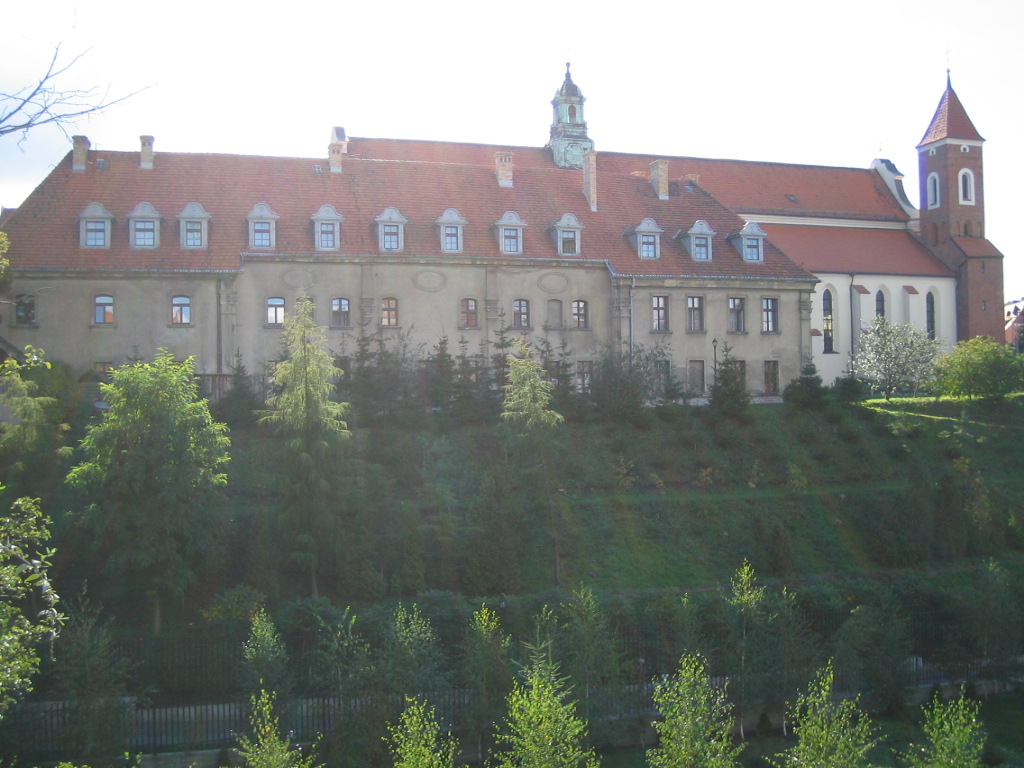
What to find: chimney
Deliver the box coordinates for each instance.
[328,126,348,173]
[495,152,514,188]
[140,135,155,169]
[582,150,598,211]
[650,159,670,200]
[684,173,700,186]
[72,135,90,173]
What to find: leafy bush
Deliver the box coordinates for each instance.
[936,337,1024,400]
[783,363,830,409]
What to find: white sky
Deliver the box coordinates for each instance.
[3,0,1022,300]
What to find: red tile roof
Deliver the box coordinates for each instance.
[918,82,983,146]
[951,236,1003,259]
[761,224,954,277]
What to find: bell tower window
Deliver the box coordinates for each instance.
[958,169,975,205]
[926,172,940,209]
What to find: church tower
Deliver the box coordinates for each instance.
[547,63,594,169]
[917,74,1004,341]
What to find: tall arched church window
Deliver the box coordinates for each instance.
[926,172,940,209]
[958,169,975,205]
[875,290,886,318]
[926,292,936,340]
[822,289,834,353]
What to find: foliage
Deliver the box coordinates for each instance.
[771,662,878,768]
[831,374,868,402]
[0,345,65,489]
[237,687,321,768]
[259,297,350,596]
[831,602,910,715]
[589,344,677,415]
[0,491,61,717]
[903,692,985,768]
[54,595,134,766]
[709,344,750,418]
[463,605,512,761]
[212,351,262,427]
[853,318,939,399]
[385,696,458,768]
[382,603,449,701]
[243,608,291,701]
[501,338,564,433]
[935,337,1024,400]
[493,646,600,768]
[783,363,830,409]
[65,351,230,633]
[648,653,742,768]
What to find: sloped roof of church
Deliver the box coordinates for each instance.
[918,77,984,146]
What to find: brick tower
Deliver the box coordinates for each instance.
[917,74,1004,341]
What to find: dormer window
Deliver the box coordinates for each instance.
[311,205,344,252]
[493,211,526,255]
[730,221,766,263]
[128,202,161,248]
[179,202,211,249]
[677,220,715,261]
[435,208,468,253]
[376,207,408,252]
[79,202,114,249]
[549,213,584,256]
[247,203,279,250]
[958,169,975,205]
[627,218,663,259]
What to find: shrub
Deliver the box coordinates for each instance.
[783,363,830,409]
[936,337,1024,400]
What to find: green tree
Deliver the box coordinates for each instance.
[501,338,564,433]
[783,362,831,409]
[237,687,322,768]
[853,317,939,399]
[494,646,600,768]
[0,492,61,717]
[709,344,750,418]
[935,336,1023,400]
[648,653,742,768]
[66,351,229,633]
[725,561,767,739]
[260,296,350,597]
[771,662,878,768]
[463,605,512,762]
[386,697,458,768]
[903,692,985,768]
[242,607,291,702]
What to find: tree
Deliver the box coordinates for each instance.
[386,697,458,768]
[648,653,742,768]
[709,344,750,418]
[853,318,939,399]
[771,662,878,768]
[501,338,564,433]
[260,297,350,597]
[903,692,985,768]
[935,336,1024,400]
[783,362,830,409]
[493,646,600,768]
[1,45,137,140]
[0,492,61,718]
[242,608,291,703]
[237,688,321,768]
[463,605,513,762]
[66,351,230,633]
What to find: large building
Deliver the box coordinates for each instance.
[0,68,1003,394]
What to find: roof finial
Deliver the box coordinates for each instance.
[566,62,572,78]
[946,68,952,90]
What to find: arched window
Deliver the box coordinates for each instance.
[875,290,886,318]
[926,172,940,209]
[266,297,285,326]
[958,169,975,204]
[171,295,191,325]
[94,295,114,324]
[459,298,478,328]
[926,292,936,340]
[331,298,351,327]
[822,289,834,353]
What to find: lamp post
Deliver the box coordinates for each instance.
[712,337,718,374]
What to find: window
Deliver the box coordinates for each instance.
[630,218,663,259]
[687,360,705,394]
[376,207,408,252]
[571,300,588,329]
[652,295,669,332]
[761,298,779,333]
[926,292,936,340]
[127,202,161,248]
[381,297,399,327]
[311,205,343,252]
[94,295,114,324]
[331,298,351,328]
[745,238,761,261]
[546,299,563,329]
[79,202,114,248]
[576,361,593,393]
[493,211,526,254]
[927,172,940,209]
[247,203,279,250]
[822,289,835,353]
[436,208,467,253]
[731,221,766,262]
[178,202,210,249]
[170,296,191,325]
[875,290,885,318]
[551,213,583,256]
[958,169,975,205]
[680,220,715,260]
[512,299,530,329]
[763,361,780,394]
[267,297,285,326]
[728,297,746,333]
[686,296,704,332]
[460,298,478,329]
[14,295,35,326]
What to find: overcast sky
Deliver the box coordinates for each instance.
[4,0,1021,300]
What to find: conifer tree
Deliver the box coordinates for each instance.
[386,697,458,768]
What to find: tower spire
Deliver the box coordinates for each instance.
[547,63,593,169]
